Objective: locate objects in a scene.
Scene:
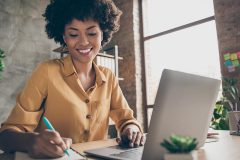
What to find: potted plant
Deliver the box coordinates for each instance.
[211,77,240,135]
[0,48,5,80]
[211,99,230,130]
[160,134,198,160]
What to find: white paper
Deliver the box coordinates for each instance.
[15,149,85,160]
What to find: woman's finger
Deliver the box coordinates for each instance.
[133,132,142,147]
[140,134,146,146]
[62,137,72,149]
[129,131,137,147]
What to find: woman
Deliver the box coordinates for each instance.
[0,0,145,158]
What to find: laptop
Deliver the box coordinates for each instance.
[85,69,221,160]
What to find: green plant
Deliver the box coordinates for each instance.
[211,100,230,130]
[0,48,5,79]
[211,77,240,130]
[160,134,198,153]
[222,77,240,111]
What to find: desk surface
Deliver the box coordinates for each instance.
[1,130,240,160]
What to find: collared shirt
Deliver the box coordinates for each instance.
[0,55,141,143]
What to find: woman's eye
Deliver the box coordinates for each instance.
[69,34,78,37]
[88,33,97,36]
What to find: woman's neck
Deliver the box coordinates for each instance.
[71,58,96,91]
[72,59,93,76]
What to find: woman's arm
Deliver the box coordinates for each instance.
[0,129,34,153]
[0,129,72,158]
[107,70,145,147]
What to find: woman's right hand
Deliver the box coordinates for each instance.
[27,129,72,158]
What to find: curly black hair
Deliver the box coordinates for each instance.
[43,0,122,46]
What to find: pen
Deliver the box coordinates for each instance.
[42,116,70,156]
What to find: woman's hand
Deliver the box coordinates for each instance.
[27,129,72,159]
[117,124,145,148]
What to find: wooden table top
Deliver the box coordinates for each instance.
[1,130,240,160]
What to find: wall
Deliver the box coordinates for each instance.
[213,0,240,78]
[107,0,146,130]
[0,0,146,130]
[0,0,58,123]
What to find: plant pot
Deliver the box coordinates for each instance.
[164,150,198,160]
[228,111,240,135]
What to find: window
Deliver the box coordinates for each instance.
[141,0,220,126]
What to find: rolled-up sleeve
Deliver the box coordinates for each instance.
[0,62,48,133]
[109,72,143,133]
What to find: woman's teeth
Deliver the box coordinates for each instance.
[78,48,91,53]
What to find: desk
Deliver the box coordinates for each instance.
[1,130,240,160]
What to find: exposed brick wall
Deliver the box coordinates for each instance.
[106,0,146,130]
[213,0,240,78]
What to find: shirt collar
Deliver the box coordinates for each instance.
[93,61,106,85]
[62,55,76,76]
[62,55,106,85]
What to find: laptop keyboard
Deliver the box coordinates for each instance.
[110,147,143,160]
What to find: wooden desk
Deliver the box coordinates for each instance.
[1,130,240,160]
[72,130,240,160]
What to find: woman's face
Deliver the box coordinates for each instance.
[63,19,102,64]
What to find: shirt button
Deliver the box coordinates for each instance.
[84,130,89,135]
[86,114,92,119]
[85,99,90,103]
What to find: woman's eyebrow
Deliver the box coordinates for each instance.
[67,27,78,31]
[86,26,97,30]
[67,25,97,31]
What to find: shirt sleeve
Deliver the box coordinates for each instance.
[109,72,143,133]
[0,62,48,133]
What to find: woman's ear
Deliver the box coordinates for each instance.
[63,35,66,43]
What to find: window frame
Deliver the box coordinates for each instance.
[139,0,217,130]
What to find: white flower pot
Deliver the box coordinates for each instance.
[164,150,198,160]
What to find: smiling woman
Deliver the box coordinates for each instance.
[0,0,145,159]
[63,19,102,66]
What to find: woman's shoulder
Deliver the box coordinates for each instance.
[35,58,64,73]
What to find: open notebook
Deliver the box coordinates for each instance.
[15,148,85,160]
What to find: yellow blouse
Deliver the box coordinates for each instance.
[0,55,141,143]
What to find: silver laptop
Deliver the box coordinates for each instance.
[85,69,221,160]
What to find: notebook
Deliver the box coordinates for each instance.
[84,69,221,160]
[15,148,85,160]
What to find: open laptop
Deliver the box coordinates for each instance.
[85,69,221,160]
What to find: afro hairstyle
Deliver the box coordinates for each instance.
[43,0,122,46]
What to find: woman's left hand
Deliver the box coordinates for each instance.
[116,124,145,148]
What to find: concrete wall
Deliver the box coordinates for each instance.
[0,0,58,123]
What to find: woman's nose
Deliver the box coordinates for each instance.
[77,35,89,45]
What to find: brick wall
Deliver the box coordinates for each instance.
[213,0,240,78]
[106,0,146,130]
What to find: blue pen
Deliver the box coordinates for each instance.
[42,116,70,156]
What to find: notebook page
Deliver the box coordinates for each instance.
[15,149,85,160]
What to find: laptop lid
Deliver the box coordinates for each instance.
[84,69,221,160]
[142,69,221,160]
